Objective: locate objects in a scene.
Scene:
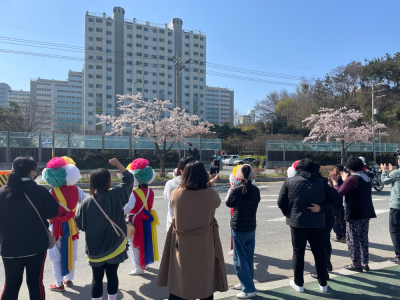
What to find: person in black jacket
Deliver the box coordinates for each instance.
[277,158,341,294]
[329,164,346,243]
[226,165,260,299]
[0,156,59,300]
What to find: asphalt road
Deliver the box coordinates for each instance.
[0,182,395,300]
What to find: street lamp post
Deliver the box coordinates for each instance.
[371,83,386,160]
[172,56,191,108]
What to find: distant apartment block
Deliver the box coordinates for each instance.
[0,83,30,108]
[205,86,234,126]
[30,70,84,132]
[84,7,207,131]
[238,110,255,126]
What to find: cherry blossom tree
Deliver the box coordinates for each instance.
[302,107,387,164]
[97,93,213,174]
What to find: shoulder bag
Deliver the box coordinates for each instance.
[24,192,56,249]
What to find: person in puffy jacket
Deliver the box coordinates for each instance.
[226,164,260,299]
[278,158,341,294]
[0,156,59,300]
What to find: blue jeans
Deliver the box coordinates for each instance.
[232,229,256,293]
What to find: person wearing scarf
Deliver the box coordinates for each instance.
[43,156,86,292]
[123,158,160,275]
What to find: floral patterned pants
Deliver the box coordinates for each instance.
[346,219,370,267]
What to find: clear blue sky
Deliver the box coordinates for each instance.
[1,0,399,113]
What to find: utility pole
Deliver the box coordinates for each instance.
[172,56,190,108]
[371,83,386,160]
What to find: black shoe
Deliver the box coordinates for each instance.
[332,237,346,243]
[327,261,333,272]
[311,273,330,280]
[344,265,363,272]
[362,265,370,272]
[389,257,400,264]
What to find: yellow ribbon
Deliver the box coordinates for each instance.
[53,187,78,271]
[134,188,159,261]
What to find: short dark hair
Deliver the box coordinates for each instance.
[345,156,364,172]
[334,164,344,172]
[90,168,111,195]
[181,161,209,190]
[176,156,196,176]
[296,158,317,172]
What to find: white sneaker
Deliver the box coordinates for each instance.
[289,280,304,293]
[128,269,145,275]
[236,291,257,299]
[233,283,243,290]
[320,285,328,293]
[228,250,234,256]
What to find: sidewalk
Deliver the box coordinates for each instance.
[215,261,400,300]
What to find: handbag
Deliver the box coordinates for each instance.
[24,192,56,249]
[126,188,150,240]
[91,195,127,240]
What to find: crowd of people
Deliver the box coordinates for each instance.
[0,152,399,300]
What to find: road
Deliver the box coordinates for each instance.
[0,182,395,300]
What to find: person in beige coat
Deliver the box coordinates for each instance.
[157,160,228,300]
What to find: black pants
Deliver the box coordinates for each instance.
[390,208,400,258]
[323,210,336,260]
[169,294,213,300]
[91,263,120,298]
[291,227,328,287]
[333,207,346,239]
[1,251,47,300]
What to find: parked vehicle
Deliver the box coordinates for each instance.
[232,157,257,166]
[222,155,240,165]
[365,161,385,191]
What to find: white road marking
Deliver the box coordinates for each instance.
[375,209,390,215]
[267,206,278,208]
[261,195,279,197]
[266,216,286,222]
[372,199,386,201]
[260,200,277,202]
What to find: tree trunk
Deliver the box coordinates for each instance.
[160,142,166,177]
[341,141,345,165]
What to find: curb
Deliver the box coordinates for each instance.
[213,260,398,299]
[39,177,286,190]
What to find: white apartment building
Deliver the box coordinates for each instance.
[205,86,234,126]
[247,110,255,124]
[84,7,207,131]
[30,70,84,132]
[0,83,30,108]
[238,110,255,126]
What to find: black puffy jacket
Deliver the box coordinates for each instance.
[226,184,260,232]
[277,170,341,228]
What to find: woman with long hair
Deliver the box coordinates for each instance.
[157,161,228,300]
[226,164,260,299]
[0,156,59,300]
[75,158,134,300]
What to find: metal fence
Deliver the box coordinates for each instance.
[0,131,221,164]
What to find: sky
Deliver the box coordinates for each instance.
[1,0,400,114]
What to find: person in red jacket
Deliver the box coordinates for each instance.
[123,158,160,275]
[42,156,86,292]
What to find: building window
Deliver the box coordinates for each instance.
[168,66,172,70]
[194,93,198,97]
[144,27,148,31]
[137,61,142,65]
[89,46,94,50]
[107,40,112,44]
[185,76,189,80]
[152,46,157,50]
[88,94,93,98]
[200,37,204,41]
[152,90,157,93]
[159,29,165,33]
[159,38,165,42]
[89,37,94,41]
[200,78,204,81]
[88,112,93,116]
[137,25,142,30]
[107,86,112,90]
[107,104,112,108]
[159,82,165,85]
[194,85,198,88]
[89,27,94,32]
[96,37,102,41]
[137,43,142,47]
[144,45,148,49]
[185,101,189,104]
[137,88,142,92]
[168,32,172,36]
[185,43,189,47]
[107,67,112,71]
[137,79,142,83]
[88,74,93,78]
[127,34,132,38]
[168,91,172,95]
[194,52,199,56]
[194,76,198,80]
[168,83,172,87]
[168,40,172,44]
[88,18,94,22]
[96,19,102,23]
[127,52,132,56]
[152,29,157,33]
[127,88,132,92]
[152,81,157,85]
[137,34,142,38]
[185,35,189,39]
[88,65,93,69]
[168,74,172,78]
[96,75,102,79]
[185,93,189,97]
[127,79,132,83]
[89,84,93,88]
[106,49,112,53]
[200,53,204,57]
[144,80,148,84]
[185,51,189,55]
[106,31,112,35]
[88,121,93,125]
[127,43,132,47]
[144,63,148,66]
[152,72,157,76]
[200,45,204,49]
[200,86,204,89]
[96,93,102,97]
[144,71,148,75]
[136,70,142,74]
[127,70,132,74]
[107,77,112,81]
[96,46,102,51]
[96,56,102,60]
[144,89,148,93]
[168,49,172,53]
[127,25,132,29]
[107,58,112,62]
[88,102,94,106]
[96,84,102,88]
[194,35,199,39]
[144,36,148,40]
[106,21,112,26]
[200,94,204,98]
[159,90,165,94]
[96,28,102,32]
[185,85,189,88]
[159,73,165,77]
